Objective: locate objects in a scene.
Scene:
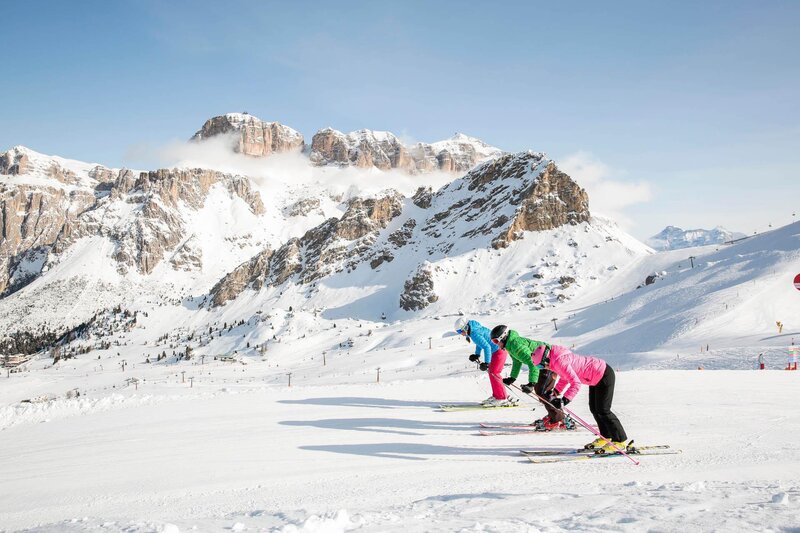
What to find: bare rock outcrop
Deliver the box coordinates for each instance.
[0,184,95,294]
[310,128,415,171]
[419,152,590,253]
[191,113,304,157]
[310,130,503,174]
[208,247,274,306]
[412,133,504,173]
[411,187,433,209]
[489,160,590,249]
[0,148,30,175]
[399,262,438,311]
[285,198,321,217]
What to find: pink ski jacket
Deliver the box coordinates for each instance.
[532,345,607,402]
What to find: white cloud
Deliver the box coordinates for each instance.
[560,151,653,227]
[126,135,456,200]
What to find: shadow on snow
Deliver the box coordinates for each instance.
[279,417,477,436]
[278,396,442,409]
[299,442,524,461]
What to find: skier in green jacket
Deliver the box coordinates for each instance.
[490,325,570,430]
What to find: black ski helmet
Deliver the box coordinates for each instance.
[490,325,509,345]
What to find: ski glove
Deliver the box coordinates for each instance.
[551,396,569,409]
[479,362,489,371]
[468,354,480,363]
[502,377,516,386]
[520,382,536,394]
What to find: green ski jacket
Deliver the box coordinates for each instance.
[505,329,549,383]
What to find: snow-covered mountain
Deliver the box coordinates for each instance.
[647,225,747,250]
[3,113,795,374]
[191,113,305,157]
[0,118,654,359]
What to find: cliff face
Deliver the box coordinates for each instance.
[0,184,95,294]
[415,152,590,255]
[0,147,30,175]
[189,113,503,174]
[0,146,269,295]
[310,129,503,174]
[191,113,305,157]
[310,129,415,171]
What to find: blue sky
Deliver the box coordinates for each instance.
[2,1,798,238]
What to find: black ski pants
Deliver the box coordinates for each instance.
[588,365,627,442]
[534,369,563,422]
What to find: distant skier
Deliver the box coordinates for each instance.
[489,325,566,429]
[531,344,628,453]
[758,352,765,370]
[454,318,511,406]
[787,346,798,371]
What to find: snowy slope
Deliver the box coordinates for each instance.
[1,366,798,532]
[553,222,800,357]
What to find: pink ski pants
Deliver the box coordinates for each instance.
[489,348,508,399]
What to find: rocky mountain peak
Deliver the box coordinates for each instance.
[310,128,414,171]
[0,146,31,175]
[191,113,305,157]
[310,127,504,174]
[419,151,590,253]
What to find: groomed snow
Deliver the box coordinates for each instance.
[1,367,798,532]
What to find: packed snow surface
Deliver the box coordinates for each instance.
[1,367,799,532]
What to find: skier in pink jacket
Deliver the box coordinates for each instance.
[532,344,628,453]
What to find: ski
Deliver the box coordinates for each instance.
[526,448,681,464]
[478,427,575,437]
[520,444,671,456]
[480,421,587,431]
[439,402,521,411]
[479,426,582,436]
[480,422,537,429]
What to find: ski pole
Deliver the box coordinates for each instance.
[511,384,640,466]
[501,383,525,405]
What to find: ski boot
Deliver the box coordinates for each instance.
[584,436,608,450]
[596,440,629,454]
[563,415,576,431]
[482,397,517,407]
[533,416,565,431]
